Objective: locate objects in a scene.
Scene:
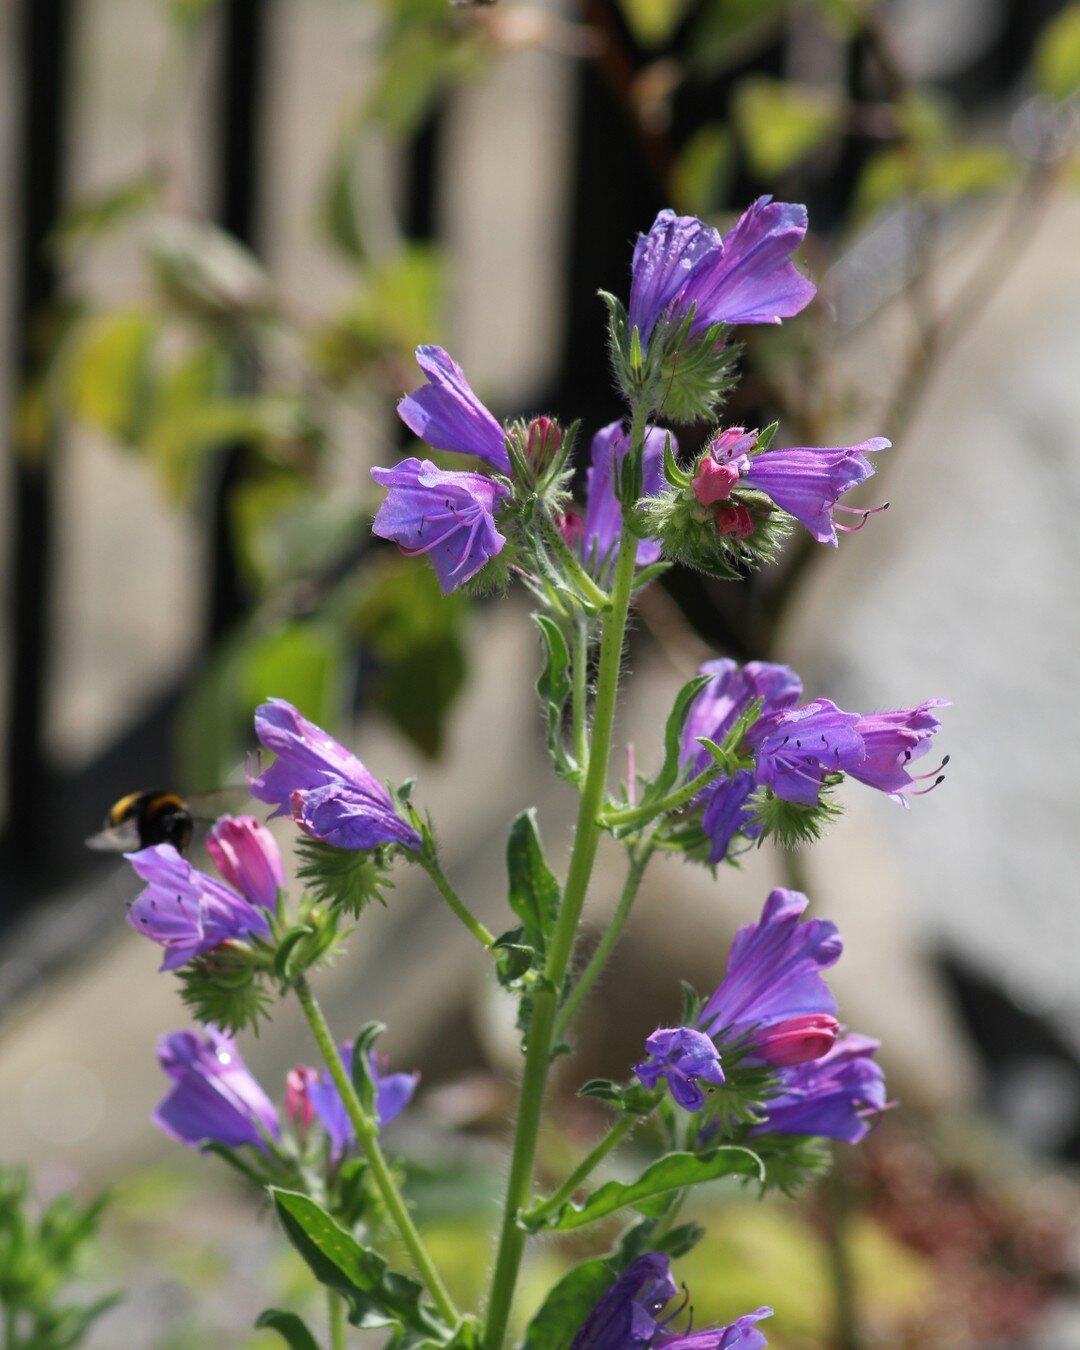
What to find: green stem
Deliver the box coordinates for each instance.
[482,406,648,1350]
[572,616,591,772]
[537,513,611,610]
[521,1114,637,1228]
[328,1288,348,1350]
[554,841,654,1042]
[292,975,459,1328]
[599,760,725,831]
[416,854,496,949]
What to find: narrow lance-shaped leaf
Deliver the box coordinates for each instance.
[269,1189,449,1340]
[533,614,578,781]
[537,1146,764,1232]
[506,810,561,955]
[639,674,712,807]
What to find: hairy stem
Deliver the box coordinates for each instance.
[292,975,459,1327]
[554,839,654,1042]
[538,512,611,610]
[328,1288,348,1350]
[573,615,591,772]
[522,1114,637,1227]
[482,406,648,1348]
[416,853,496,949]
[599,761,726,831]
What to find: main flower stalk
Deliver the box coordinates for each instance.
[482,406,648,1349]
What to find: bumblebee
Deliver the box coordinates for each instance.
[86,791,195,855]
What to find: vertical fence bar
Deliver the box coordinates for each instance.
[1,0,73,892]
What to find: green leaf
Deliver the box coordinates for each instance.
[64,310,157,445]
[270,1189,449,1339]
[1035,1,1080,100]
[691,0,788,73]
[533,614,578,780]
[733,77,843,178]
[506,810,560,955]
[321,120,368,262]
[352,558,469,758]
[616,0,688,47]
[255,1308,322,1350]
[541,1147,764,1231]
[50,174,159,258]
[926,145,1016,199]
[522,1255,615,1348]
[673,125,734,218]
[351,1023,387,1119]
[638,673,711,808]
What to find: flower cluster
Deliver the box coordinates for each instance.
[111,195,949,1350]
[678,658,947,861]
[636,889,885,1145]
[154,1026,416,1158]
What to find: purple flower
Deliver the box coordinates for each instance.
[291,1044,418,1160]
[746,699,865,807]
[696,888,841,1053]
[681,658,802,778]
[153,1027,279,1151]
[699,427,889,546]
[637,890,841,1111]
[125,844,271,971]
[740,439,890,546]
[628,198,815,346]
[207,814,285,909]
[752,1034,887,1144]
[249,699,421,852]
[635,1027,726,1110]
[699,771,760,864]
[846,701,949,800]
[570,1252,771,1350]
[581,421,673,574]
[396,345,509,473]
[371,457,510,595]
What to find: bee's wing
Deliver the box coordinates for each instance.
[85,819,143,852]
[184,784,259,824]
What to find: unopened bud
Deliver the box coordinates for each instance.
[556,509,585,549]
[525,416,562,470]
[716,504,754,540]
[285,1065,318,1134]
[756,1014,839,1067]
[692,458,740,505]
[208,815,285,910]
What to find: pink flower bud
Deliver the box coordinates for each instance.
[693,458,740,505]
[756,1013,840,1067]
[716,504,754,540]
[285,1065,318,1133]
[525,416,562,470]
[207,814,285,909]
[557,509,585,548]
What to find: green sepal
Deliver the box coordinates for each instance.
[533,614,580,781]
[296,836,395,918]
[269,1189,452,1343]
[255,1308,321,1350]
[351,1022,387,1120]
[272,925,316,985]
[750,785,844,849]
[754,419,780,452]
[177,947,272,1035]
[617,1214,706,1263]
[506,809,561,956]
[662,431,691,488]
[534,1146,764,1231]
[751,1133,833,1197]
[679,980,702,1025]
[640,483,792,580]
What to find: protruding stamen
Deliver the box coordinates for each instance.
[906,774,945,796]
